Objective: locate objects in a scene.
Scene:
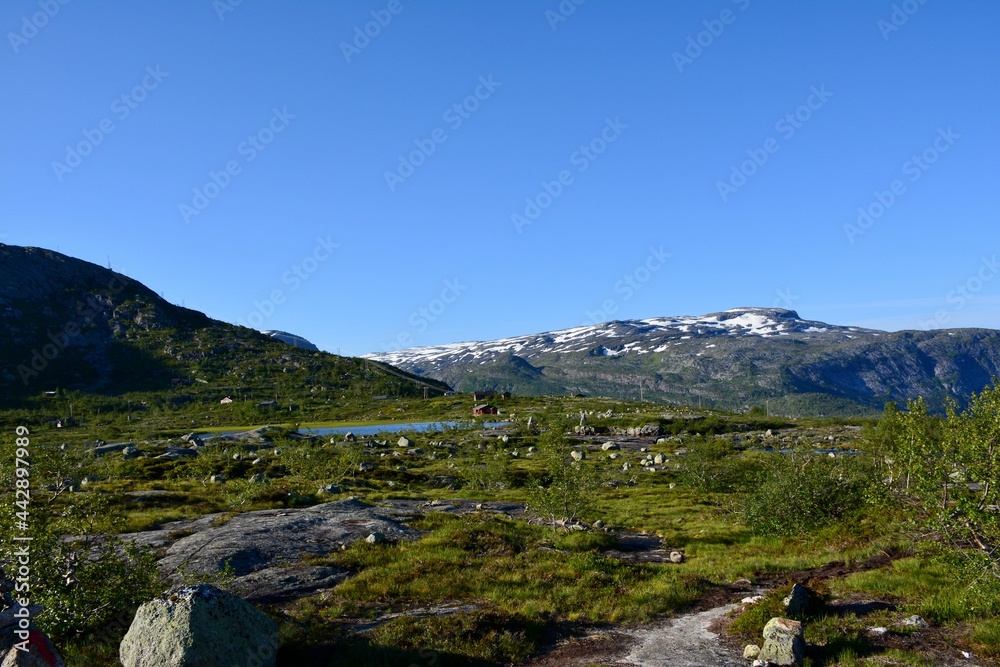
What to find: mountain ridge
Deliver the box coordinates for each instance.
[365,307,1000,416]
[0,243,446,404]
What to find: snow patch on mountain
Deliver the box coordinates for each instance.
[365,307,879,369]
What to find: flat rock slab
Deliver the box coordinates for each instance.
[227,564,350,604]
[120,499,416,600]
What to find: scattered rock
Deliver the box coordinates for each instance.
[653,454,666,465]
[783,583,810,616]
[570,450,585,461]
[593,520,605,529]
[868,626,889,636]
[180,433,205,447]
[122,446,141,460]
[317,484,341,495]
[119,584,277,667]
[758,617,804,666]
[344,432,356,442]
[601,441,620,451]
[209,474,226,483]
[669,551,684,564]
[249,473,266,483]
[89,441,134,456]
[156,448,198,460]
[366,532,386,544]
[741,595,766,605]
[901,615,928,628]
[744,644,761,660]
[398,436,414,448]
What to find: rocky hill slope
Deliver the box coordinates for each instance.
[366,308,1000,415]
[0,244,445,404]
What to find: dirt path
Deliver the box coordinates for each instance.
[524,603,743,667]
[621,604,743,667]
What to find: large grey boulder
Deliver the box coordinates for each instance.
[120,584,277,667]
[758,617,805,666]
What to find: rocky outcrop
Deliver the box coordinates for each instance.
[120,584,277,667]
[120,498,417,603]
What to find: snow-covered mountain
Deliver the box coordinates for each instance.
[366,307,1000,416]
[371,308,874,368]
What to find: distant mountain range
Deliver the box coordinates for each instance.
[0,244,444,403]
[366,307,1000,416]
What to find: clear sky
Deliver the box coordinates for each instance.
[3,0,998,356]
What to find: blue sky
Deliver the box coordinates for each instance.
[3,0,998,356]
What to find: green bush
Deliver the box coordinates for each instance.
[527,429,603,524]
[0,494,162,644]
[676,438,764,493]
[737,451,872,537]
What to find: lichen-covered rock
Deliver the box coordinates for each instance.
[120,584,277,667]
[758,617,804,666]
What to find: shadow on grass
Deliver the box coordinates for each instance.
[279,638,493,667]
